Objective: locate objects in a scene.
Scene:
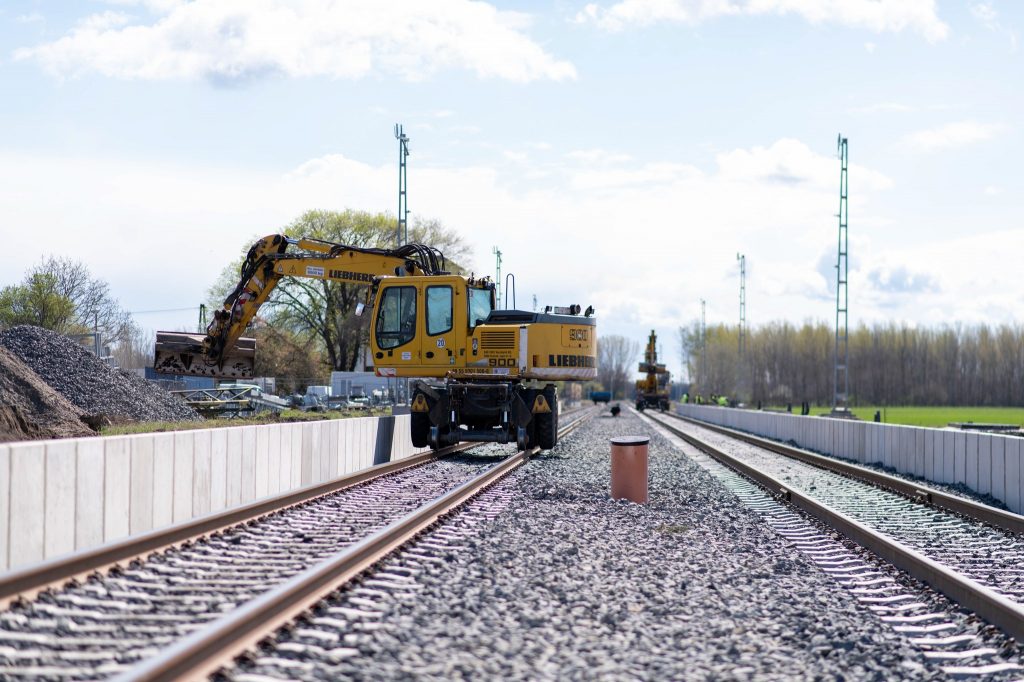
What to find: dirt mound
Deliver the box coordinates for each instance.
[0,325,201,424]
[0,346,95,443]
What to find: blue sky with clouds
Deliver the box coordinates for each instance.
[0,1,1020,378]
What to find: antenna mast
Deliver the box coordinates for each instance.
[394,124,410,246]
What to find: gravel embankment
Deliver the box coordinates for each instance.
[232,410,935,680]
[0,325,199,424]
[0,346,93,442]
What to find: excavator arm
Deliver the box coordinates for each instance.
[155,234,445,378]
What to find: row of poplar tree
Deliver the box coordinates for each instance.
[680,320,1024,407]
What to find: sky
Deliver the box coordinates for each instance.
[0,0,1021,381]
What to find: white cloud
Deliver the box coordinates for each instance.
[864,41,875,53]
[904,121,1005,152]
[15,0,576,84]
[576,0,949,41]
[715,138,892,190]
[984,186,1002,196]
[969,2,1017,50]
[16,13,44,24]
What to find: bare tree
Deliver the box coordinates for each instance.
[27,256,134,340]
[597,334,640,399]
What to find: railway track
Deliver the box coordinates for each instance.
[0,407,594,680]
[644,409,1024,672]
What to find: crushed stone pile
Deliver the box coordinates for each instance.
[0,325,201,425]
[0,346,95,442]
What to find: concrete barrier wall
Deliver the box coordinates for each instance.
[0,415,424,573]
[676,404,1023,515]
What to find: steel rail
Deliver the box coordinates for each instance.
[665,411,1024,535]
[0,442,475,607]
[114,409,593,682]
[646,412,1024,642]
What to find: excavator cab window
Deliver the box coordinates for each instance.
[468,286,492,329]
[376,285,417,349]
[426,286,453,335]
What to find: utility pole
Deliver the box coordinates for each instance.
[737,253,746,401]
[532,294,538,312]
[198,304,208,334]
[394,124,409,247]
[833,134,850,413]
[493,246,503,305]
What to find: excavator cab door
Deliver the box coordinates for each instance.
[419,279,460,369]
[373,283,420,367]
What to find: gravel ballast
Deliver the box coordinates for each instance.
[232,409,937,680]
[0,325,200,424]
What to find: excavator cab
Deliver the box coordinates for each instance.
[369,275,493,377]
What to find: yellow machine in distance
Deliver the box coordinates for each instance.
[635,329,670,411]
[154,234,597,450]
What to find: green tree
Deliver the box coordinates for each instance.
[0,273,76,331]
[209,209,472,372]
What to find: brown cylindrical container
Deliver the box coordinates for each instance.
[610,436,649,504]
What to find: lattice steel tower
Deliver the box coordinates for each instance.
[394,124,410,246]
[700,298,707,392]
[737,253,746,358]
[833,135,849,410]
[493,246,503,305]
[737,253,746,399]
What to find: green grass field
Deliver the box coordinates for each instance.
[807,405,1024,428]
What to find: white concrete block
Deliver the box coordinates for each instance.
[277,424,292,493]
[921,428,929,475]
[255,426,269,499]
[172,432,194,524]
[267,425,281,496]
[75,438,105,551]
[0,445,9,570]
[152,433,174,528]
[327,420,339,479]
[954,432,968,484]
[226,427,243,507]
[942,431,955,483]
[301,422,314,485]
[977,435,992,495]
[966,433,980,491]
[9,442,45,569]
[924,430,936,481]
[210,429,228,512]
[192,430,212,517]
[991,436,1006,503]
[343,419,356,475]
[241,427,257,503]
[129,436,154,535]
[1006,437,1021,514]
[291,424,302,489]
[44,440,77,559]
[313,421,325,482]
[103,437,130,542]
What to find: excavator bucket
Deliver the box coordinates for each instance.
[153,332,256,379]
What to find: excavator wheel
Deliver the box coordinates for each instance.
[534,384,558,450]
[410,411,430,448]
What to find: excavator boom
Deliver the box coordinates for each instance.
[154,234,445,378]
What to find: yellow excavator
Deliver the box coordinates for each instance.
[155,234,597,450]
[635,329,670,411]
